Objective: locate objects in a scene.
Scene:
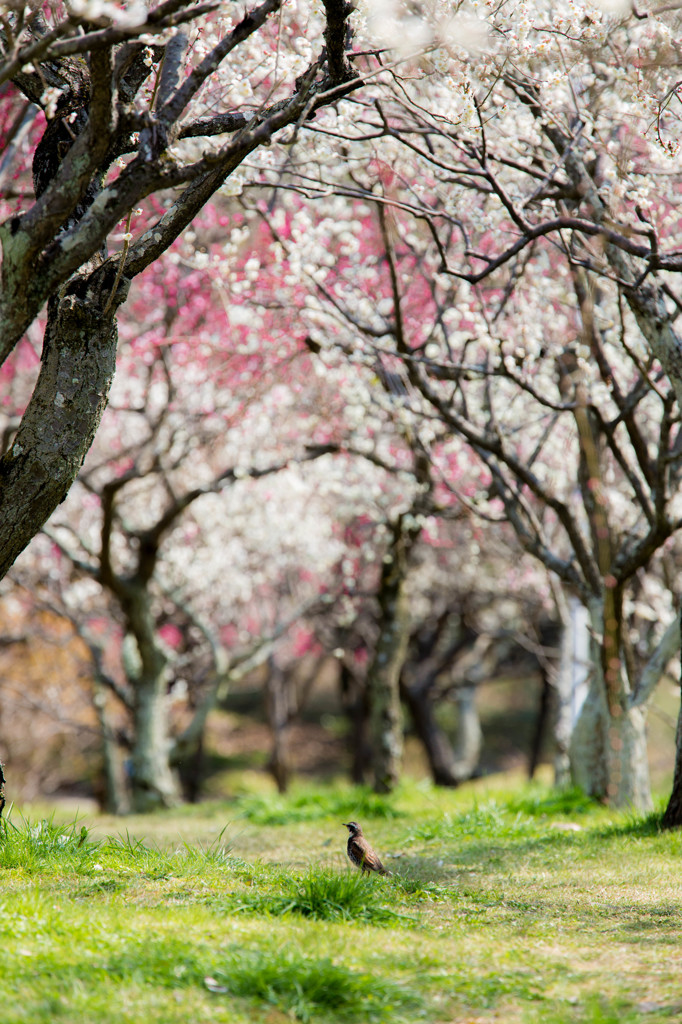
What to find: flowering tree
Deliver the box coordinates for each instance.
[0,0,364,578]
[231,0,682,809]
[6,0,682,813]
[7,212,368,810]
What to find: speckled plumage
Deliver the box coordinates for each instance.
[343,821,391,875]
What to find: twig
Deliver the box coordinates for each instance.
[103,210,133,315]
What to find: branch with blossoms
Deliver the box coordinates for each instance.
[270,153,682,609]
[340,88,682,286]
[52,442,339,598]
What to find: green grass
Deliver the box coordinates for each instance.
[3,776,682,1022]
[235,783,402,825]
[225,865,407,925]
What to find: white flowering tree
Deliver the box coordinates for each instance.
[226,0,682,810]
[5,0,682,813]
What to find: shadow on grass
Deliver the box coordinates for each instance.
[15,938,421,1023]
[593,809,666,839]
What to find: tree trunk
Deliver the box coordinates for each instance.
[662,707,682,828]
[266,659,291,794]
[452,684,482,780]
[569,598,652,811]
[367,513,419,793]
[131,675,179,811]
[662,618,682,829]
[605,704,652,811]
[529,671,552,779]
[0,283,123,578]
[92,678,129,814]
[553,597,591,788]
[120,590,181,811]
[569,668,608,799]
[572,695,652,811]
[402,681,460,786]
[339,662,371,783]
[179,735,205,804]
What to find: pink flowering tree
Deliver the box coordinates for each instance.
[8,205,378,809]
[0,0,366,579]
[10,185,454,808]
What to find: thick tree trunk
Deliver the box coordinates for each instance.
[368,597,408,794]
[92,678,129,814]
[569,669,608,799]
[403,678,481,787]
[131,676,179,811]
[402,681,460,786]
[0,281,124,577]
[662,705,682,828]
[529,671,552,779]
[569,599,652,811]
[554,597,591,787]
[605,704,651,811]
[452,684,482,780]
[339,663,371,783]
[120,589,181,812]
[367,513,419,793]
[180,736,205,804]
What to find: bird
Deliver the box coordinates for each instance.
[343,821,391,876]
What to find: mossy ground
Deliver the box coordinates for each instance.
[3,774,682,1023]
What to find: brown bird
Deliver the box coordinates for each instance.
[343,821,391,876]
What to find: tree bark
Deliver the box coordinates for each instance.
[452,684,482,780]
[92,678,130,814]
[529,671,552,779]
[266,659,292,794]
[402,681,460,786]
[662,617,682,828]
[569,598,652,811]
[118,585,181,811]
[569,668,608,800]
[0,275,125,577]
[339,662,371,783]
[553,596,591,788]
[367,512,420,793]
[604,703,651,811]
[131,675,179,811]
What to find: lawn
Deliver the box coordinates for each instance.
[2,775,682,1023]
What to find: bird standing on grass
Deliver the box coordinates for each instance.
[343,821,392,876]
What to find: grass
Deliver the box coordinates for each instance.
[3,775,682,1022]
[235,783,403,825]
[224,865,408,925]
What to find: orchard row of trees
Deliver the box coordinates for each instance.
[1,0,682,818]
